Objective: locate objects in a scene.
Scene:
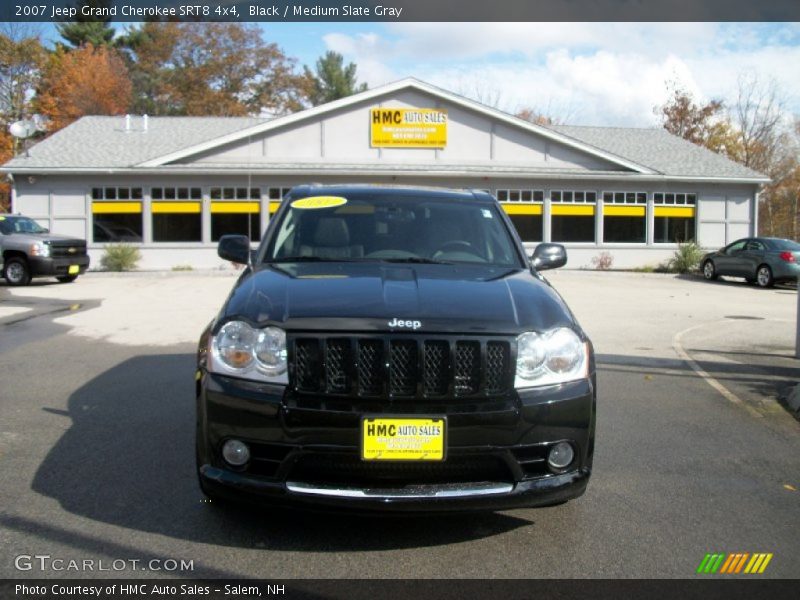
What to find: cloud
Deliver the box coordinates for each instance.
[322,23,800,127]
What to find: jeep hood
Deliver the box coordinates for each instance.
[218,262,577,335]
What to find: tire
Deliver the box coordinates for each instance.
[756,264,774,288]
[3,257,31,286]
[56,275,78,283]
[702,260,717,281]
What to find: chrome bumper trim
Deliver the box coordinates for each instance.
[285,481,515,499]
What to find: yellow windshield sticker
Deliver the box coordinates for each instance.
[291,196,348,210]
[0,216,5,221]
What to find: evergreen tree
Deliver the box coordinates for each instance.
[304,51,367,106]
[56,1,115,48]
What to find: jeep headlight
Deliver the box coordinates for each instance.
[515,328,588,388]
[210,320,287,383]
[30,242,50,257]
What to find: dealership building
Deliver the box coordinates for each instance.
[1,78,767,269]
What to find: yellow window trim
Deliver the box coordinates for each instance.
[604,206,645,217]
[152,201,202,214]
[655,206,695,217]
[551,205,595,216]
[501,204,543,216]
[269,201,282,214]
[211,201,260,214]
[92,201,142,214]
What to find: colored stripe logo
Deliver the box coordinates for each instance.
[697,553,773,574]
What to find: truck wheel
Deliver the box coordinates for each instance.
[3,257,31,286]
[56,275,78,283]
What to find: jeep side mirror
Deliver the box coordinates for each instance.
[218,234,251,265]
[530,243,567,271]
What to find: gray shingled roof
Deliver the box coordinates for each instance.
[3,115,264,169]
[3,113,766,181]
[548,125,765,180]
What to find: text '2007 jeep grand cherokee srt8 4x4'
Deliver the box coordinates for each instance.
[196,185,596,512]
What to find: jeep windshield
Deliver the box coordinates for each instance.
[264,192,524,268]
[0,216,48,235]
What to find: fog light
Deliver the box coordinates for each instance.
[222,439,250,466]
[547,442,574,470]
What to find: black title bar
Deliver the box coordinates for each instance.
[3,0,800,22]
[2,579,800,600]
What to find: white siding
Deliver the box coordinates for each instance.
[16,193,49,216]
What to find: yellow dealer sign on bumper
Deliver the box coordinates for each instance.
[362,417,446,461]
[370,108,448,148]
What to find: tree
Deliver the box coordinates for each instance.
[656,81,740,157]
[516,108,558,126]
[119,22,180,115]
[0,24,47,211]
[36,44,132,131]
[658,76,800,240]
[304,51,367,106]
[720,74,797,239]
[56,1,115,48]
[121,22,309,116]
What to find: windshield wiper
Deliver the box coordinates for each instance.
[379,257,454,265]
[268,256,365,263]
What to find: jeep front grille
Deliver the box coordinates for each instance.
[290,335,513,399]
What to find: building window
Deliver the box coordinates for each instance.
[602,191,646,243]
[654,193,697,243]
[496,190,544,242]
[152,187,202,242]
[268,187,293,214]
[604,191,646,205]
[496,189,544,203]
[551,190,596,242]
[91,187,144,243]
[654,193,696,206]
[210,187,262,242]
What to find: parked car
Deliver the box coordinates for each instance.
[93,221,142,243]
[0,214,90,286]
[196,185,596,512]
[701,237,800,288]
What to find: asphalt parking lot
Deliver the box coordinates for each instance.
[0,270,798,579]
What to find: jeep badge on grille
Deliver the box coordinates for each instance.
[388,318,422,329]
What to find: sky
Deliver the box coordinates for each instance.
[41,21,800,127]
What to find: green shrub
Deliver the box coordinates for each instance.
[172,264,193,271]
[100,244,141,272]
[630,265,656,273]
[666,242,704,274]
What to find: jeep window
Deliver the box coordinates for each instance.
[265,194,524,267]
[0,216,48,235]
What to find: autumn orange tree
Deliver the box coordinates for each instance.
[0,25,48,211]
[36,43,132,131]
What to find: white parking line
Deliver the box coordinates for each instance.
[672,321,764,419]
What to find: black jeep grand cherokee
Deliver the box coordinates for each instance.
[196,185,595,512]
